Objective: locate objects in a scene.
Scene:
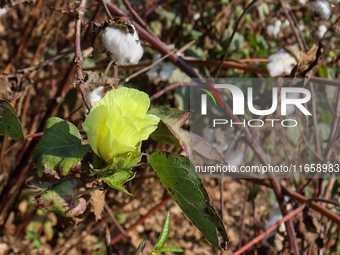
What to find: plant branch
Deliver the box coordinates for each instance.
[213,0,258,78]
[75,0,92,110]
[234,204,306,255]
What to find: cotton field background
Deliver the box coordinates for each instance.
[0,0,340,255]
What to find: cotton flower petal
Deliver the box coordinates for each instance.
[82,87,160,162]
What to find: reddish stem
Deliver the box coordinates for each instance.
[234,204,306,255]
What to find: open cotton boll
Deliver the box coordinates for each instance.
[278,92,300,116]
[327,0,340,4]
[299,0,307,4]
[225,148,244,169]
[0,8,7,18]
[101,25,143,66]
[159,62,177,81]
[308,0,332,19]
[266,20,281,36]
[317,24,328,38]
[147,54,162,81]
[146,53,177,82]
[262,198,289,251]
[85,86,105,115]
[267,49,297,77]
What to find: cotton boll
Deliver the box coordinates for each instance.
[266,20,281,36]
[101,25,143,66]
[203,129,215,144]
[193,13,201,20]
[0,8,7,18]
[267,49,297,77]
[308,0,332,19]
[298,0,307,4]
[317,24,328,38]
[85,86,105,115]
[159,62,177,81]
[146,54,162,81]
[299,24,305,31]
[327,0,340,4]
[225,148,244,168]
[146,53,177,82]
[282,19,290,27]
[279,92,300,116]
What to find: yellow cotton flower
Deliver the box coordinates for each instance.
[82,87,160,162]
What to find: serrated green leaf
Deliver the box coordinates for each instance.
[103,170,135,195]
[150,151,228,250]
[154,211,170,251]
[0,100,24,142]
[32,117,90,177]
[157,245,184,253]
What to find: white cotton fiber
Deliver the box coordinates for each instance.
[317,24,328,38]
[327,0,340,4]
[0,8,7,18]
[85,86,105,115]
[159,62,177,81]
[146,53,177,82]
[267,49,297,77]
[101,25,144,66]
[279,92,300,116]
[308,0,332,19]
[266,20,282,36]
[225,148,244,168]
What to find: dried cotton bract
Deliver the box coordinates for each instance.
[308,0,332,19]
[101,24,143,66]
[267,49,297,77]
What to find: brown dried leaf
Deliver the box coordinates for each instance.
[290,43,324,79]
[90,189,105,221]
[83,71,119,92]
[91,29,106,58]
[0,75,11,100]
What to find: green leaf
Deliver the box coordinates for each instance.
[149,106,224,163]
[157,245,184,253]
[154,211,170,251]
[103,170,135,195]
[150,121,180,146]
[133,238,146,255]
[0,100,24,142]
[32,117,91,177]
[25,231,42,248]
[150,151,229,250]
[35,178,86,217]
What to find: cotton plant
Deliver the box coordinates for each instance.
[266,49,297,77]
